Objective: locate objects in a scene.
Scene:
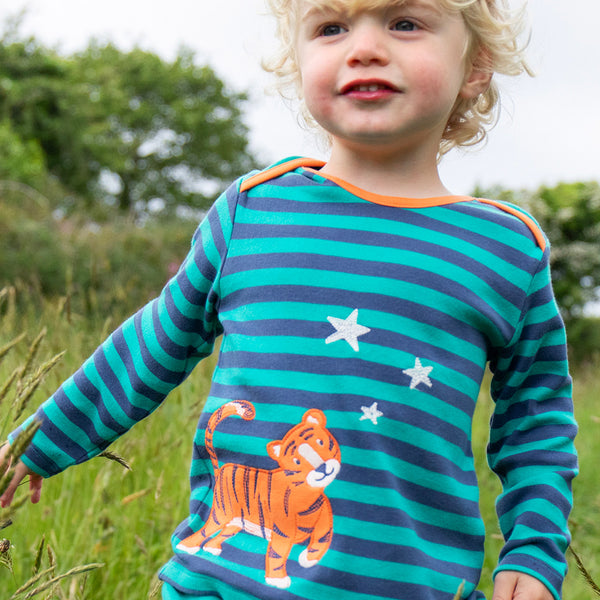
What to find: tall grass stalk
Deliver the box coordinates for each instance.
[8,562,105,600]
[452,581,465,599]
[0,333,26,364]
[569,546,600,597]
[0,301,106,597]
[0,421,42,499]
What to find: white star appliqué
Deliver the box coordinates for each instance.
[325,309,371,352]
[403,358,434,390]
[360,402,384,425]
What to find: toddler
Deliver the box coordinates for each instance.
[1,1,578,599]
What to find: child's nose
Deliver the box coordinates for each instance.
[346,23,391,67]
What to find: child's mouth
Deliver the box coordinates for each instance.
[341,80,399,99]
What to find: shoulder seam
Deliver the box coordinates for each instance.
[239,158,326,193]
[476,198,546,252]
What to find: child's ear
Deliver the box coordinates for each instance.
[460,49,493,99]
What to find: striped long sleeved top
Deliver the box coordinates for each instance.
[12,158,577,600]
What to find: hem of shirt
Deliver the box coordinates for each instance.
[159,560,260,600]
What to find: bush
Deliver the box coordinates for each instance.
[0,119,47,187]
[0,192,198,321]
[566,316,600,366]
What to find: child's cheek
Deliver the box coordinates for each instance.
[304,93,335,131]
[302,71,335,120]
[410,57,465,102]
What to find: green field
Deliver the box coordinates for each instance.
[1,291,597,599]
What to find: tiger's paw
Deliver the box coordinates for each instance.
[202,546,222,557]
[176,542,201,555]
[299,548,319,568]
[265,576,291,589]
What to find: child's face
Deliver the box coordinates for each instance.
[295,0,486,158]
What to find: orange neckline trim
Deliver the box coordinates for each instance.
[240,158,472,208]
[477,198,546,252]
[308,168,473,208]
[238,157,546,251]
[239,158,326,193]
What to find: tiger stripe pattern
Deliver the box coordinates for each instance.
[176,401,342,589]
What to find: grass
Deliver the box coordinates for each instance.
[0,288,598,598]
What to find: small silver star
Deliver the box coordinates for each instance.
[403,358,433,390]
[325,309,371,352]
[360,402,384,425]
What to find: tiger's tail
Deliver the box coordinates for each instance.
[205,401,256,471]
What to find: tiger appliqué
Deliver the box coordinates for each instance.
[176,400,341,589]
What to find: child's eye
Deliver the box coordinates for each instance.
[391,20,419,32]
[320,23,347,37]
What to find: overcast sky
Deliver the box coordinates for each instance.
[0,0,598,195]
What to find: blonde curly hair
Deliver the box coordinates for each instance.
[263,0,532,156]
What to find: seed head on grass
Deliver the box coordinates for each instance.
[12,351,65,423]
[1,536,13,573]
[0,494,30,531]
[452,581,465,600]
[32,535,45,576]
[8,562,105,600]
[0,334,26,411]
[10,565,57,598]
[98,450,131,471]
[0,334,26,366]
[147,575,162,599]
[569,546,600,597]
[121,489,150,505]
[0,420,42,500]
[0,286,17,325]
[0,552,13,574]
[16,329,47,384]
[2,420,42,470]
[0,368,20,408]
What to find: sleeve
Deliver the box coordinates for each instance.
[8,182,239,478]
[487,245,578,600]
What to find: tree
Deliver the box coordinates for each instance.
[0,21,79,194]
[0,18,255,214]
[0,118,46,186]
[69,43,254,212]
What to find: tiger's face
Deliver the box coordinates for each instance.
[267,409,341,488]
